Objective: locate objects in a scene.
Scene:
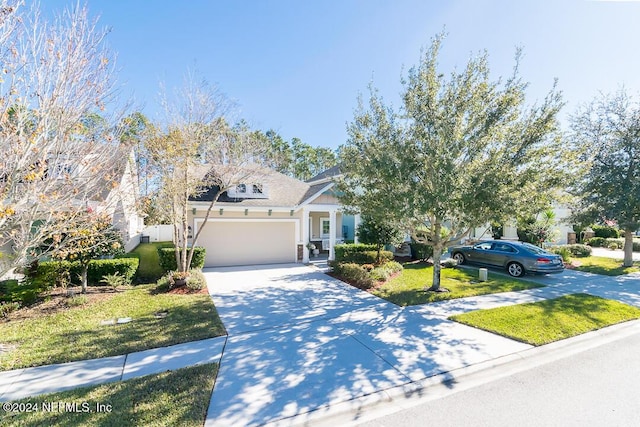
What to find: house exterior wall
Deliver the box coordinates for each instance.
[310,193,340,205]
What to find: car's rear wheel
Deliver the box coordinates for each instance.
[507,262,524,277]
[452,252,465,265]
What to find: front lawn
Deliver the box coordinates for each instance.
[450,293,640,346]
[569,256,640,276]
[0,284,226,371]
[372,264,544,306]
[3,362,218,427]
[128,242,174,282]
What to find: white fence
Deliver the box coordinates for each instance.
[141,225,174,243]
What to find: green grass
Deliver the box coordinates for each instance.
[372,264,544,306]
[0,284,226,371]
[3,362,218,427]
[450,294,640,346]
[570,256,640,276]
[128,242,174,282]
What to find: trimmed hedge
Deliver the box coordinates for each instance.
[157,247,206,272]
[334,243,393,264]
[586,237,640,252]
[409,242,433,261]
[32,258,139,287]
[87,258,138,284]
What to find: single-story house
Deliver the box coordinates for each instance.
[187,166,359,268]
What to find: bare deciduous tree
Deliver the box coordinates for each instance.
[0,1,124,276]
[148,72,267,273]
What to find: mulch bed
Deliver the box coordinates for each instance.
[167,286,208,295]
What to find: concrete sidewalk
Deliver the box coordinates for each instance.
[0,336,226,401]
[202,264,640,427]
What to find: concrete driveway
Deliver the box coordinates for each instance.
[203,264,531,427]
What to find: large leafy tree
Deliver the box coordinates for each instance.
[0,1,123,277]
[339,34,566,291]
[569,89,640,267]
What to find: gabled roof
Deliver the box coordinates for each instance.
[189,165,341,209]
[306,165,341,183]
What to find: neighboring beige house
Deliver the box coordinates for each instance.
[187,166,358,268]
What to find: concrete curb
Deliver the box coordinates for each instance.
[265,319,640,427]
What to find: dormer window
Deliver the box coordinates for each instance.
[227,183,269,199]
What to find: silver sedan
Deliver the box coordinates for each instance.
[449,240,564,277]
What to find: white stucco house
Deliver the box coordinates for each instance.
[187,166,359,268]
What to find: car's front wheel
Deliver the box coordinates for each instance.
[452,252,465,265]
[507,262,524,277]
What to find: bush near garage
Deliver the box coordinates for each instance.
[332,262,374,289]
[157,247,206,272]
[331,260,403,289]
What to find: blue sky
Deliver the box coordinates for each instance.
[43,0,640,150]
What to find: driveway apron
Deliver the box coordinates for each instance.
[203,264,531,427]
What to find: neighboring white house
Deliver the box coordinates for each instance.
[469,204,575,245]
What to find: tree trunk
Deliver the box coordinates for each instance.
[427,222,443,292]
[376,242,382,264]
[81,263,89,294]
[623,228,634,267]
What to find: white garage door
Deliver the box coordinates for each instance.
[197,221,296,267]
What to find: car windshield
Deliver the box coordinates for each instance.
[521,242,550,255]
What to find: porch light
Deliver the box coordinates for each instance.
[219,208,223,215]
[290,210,294,216]
[244,209,248,216]
[268,209,272,216]
[192,208,196,215]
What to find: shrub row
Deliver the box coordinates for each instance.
[586,237,640,252]
[332,262,374,289]
[334,243,393,264]
[31,258,139,287]
[550,244,592,258]
[332,260,404,290]
[157,247,206,272]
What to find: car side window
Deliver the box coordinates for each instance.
[495,243,514,252]
[475,242,493,251]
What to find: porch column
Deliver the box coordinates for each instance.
[354,213,361,244]
[329,209,337,261]
[302,208,310,263]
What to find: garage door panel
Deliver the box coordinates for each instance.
[198,221,296,267]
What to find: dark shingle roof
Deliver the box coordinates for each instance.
[306,165,341,183]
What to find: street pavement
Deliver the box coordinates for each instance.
[355,326,640,427]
